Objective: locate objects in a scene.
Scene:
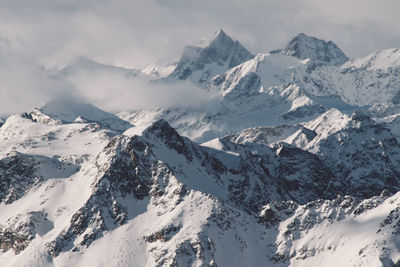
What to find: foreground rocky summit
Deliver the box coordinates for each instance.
[1,102,400,266]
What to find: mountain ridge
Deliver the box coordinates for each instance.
[271,33,349,66]
[3,30,400,266]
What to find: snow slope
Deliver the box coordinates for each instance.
[343,48,400,71]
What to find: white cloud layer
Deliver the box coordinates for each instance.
[65,70,219,112]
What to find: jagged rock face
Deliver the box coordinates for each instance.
[213,110,400,203]
[47,134,152,256]
[169,29,254,86]
[0,153,41,204]
[274,143,336,204]
[0,152,78,205]
[277,33,349,66]
[307,113,400,199]
[0,211,53,254]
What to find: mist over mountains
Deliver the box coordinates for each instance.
[2,28,400,267]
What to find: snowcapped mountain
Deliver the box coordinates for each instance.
[57,56,141,78]
[168,29,254,86]
[270,33,349,66]
[121,50,358,142]
[2,104,400,266]
[30,98,133,132]
[343,48,400,71]
[4,30,400,266]
[142,63,177,78]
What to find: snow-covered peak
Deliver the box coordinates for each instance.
[142,63,177,78]
[168,29,254,86]
[210,53,307,98]
[40,98,114,122]
[343,48,400,71]
[199,29,232,48]
[273,33,349,66]
[58,56,141,77]
[38,98,133,131]
[304,108,350,137]
[201,29,254,68]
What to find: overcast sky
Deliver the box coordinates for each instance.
[0,0,399,115]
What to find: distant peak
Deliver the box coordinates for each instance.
[295,33,309,39]
[276,33,349,66]
[214,29,230,40]
[69,56,100,68]
[292,33,336,46]
[215,28,228,38]
[291,33,321,42]
[200,28,234,48]
[38,97,133,131]
[39,98,106,122]
[169,29,254,83]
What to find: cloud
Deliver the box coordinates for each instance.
[0,46,217,115]
[65,69,218,112]
[0,46,74,115]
